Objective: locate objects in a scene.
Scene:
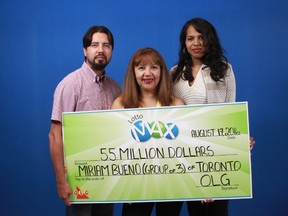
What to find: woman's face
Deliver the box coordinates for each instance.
[185,25,207,61]
[134,60,161,94]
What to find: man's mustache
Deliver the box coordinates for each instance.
[95,54,106,59]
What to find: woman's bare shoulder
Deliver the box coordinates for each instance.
[111,96,124,109]
[172,96,184,106]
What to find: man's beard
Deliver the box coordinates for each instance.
[91,62,108,71]
[88,57,109,71]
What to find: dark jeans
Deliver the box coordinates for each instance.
[66,204,114,216]
[122,203,154,216]
[122,201,183,216]
[187,200,229,216]
[156,201,183,216]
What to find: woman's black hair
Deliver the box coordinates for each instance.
[172,18,228,83]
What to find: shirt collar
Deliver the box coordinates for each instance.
[95,72,106,83]
[82,62,106,83]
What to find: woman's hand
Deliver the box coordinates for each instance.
[250,137,256,150]
[201,199,214,204]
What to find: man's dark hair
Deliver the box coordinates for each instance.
[82,25,114,50]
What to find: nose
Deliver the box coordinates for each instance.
[143,68,153,76]
[98,44,104,53]
[192,38,201,46]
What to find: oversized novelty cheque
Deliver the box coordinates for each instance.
[62,102,252,203]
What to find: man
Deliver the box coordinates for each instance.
[49,25,121,216]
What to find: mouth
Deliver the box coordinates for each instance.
[192,48,202,53]
[143,78,154,84]
[96,55,106,61]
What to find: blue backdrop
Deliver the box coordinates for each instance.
[1,0,287,215]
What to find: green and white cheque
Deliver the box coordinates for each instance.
[62,102,252,203]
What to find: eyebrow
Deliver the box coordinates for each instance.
[91,42,111,45]
[187,33,202,37]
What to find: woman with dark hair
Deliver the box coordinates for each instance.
[112,47,184,216]
[171,17,255,216]
[171,17,235,105]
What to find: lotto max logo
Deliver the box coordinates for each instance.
[131,120,179,142]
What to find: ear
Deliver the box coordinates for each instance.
[83,48,87,57]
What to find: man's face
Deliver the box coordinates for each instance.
[84,32,112,73]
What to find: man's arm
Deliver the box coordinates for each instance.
[48,120,72,206]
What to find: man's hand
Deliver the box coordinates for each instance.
[57,180,72,206]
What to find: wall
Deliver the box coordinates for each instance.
[0,0,287,215]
